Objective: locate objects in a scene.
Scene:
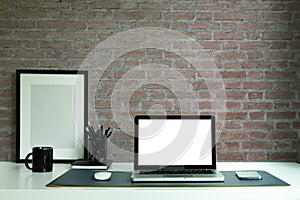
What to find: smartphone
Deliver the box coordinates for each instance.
[235,171,262,180]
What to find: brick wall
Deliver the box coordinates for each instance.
[0,0,299,162]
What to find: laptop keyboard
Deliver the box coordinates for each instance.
[140,169,214,175]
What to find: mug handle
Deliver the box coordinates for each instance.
[25,152,33,170]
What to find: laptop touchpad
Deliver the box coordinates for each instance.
[163,174,193,177]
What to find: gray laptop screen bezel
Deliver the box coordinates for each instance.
[134,115,217,171]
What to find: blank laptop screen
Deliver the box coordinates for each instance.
[135,115,215,168]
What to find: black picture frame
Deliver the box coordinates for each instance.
[16,69,88,163]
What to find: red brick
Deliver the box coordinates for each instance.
[267,131,297,139]
[246,32,261,40]
[15,30,46,38]
[265,51,293,60]
[266,152,297,161]
[14,10,46,18]
[193,81,207,90]
[0,30,11,38]
[240,42,270,50]
[226,91,247,100]
[248,132,266,139]
[0,50,12,58]
[38,2,69,8]
[0,152,9,161]
[269,3,286,11]
[222,23,238,30]
[196,13,212,20]
[226,112,247,120]
[164,13,194,20]
[241,23,269,31]
[265,71,296,79]
[198,102,211,109]
[121,2,138,9]
[274,102,290,109]
[223,142,240,149]
[217,152,247,161]
[216,52,245,59]
[267,112,296,119]
[91,2,120,9]
[248,92,263,99]
[221,71,246,79]
[290,41,300,49]
[71,2,89,9]
[243,122,274,130]
[149,91,165,99]
[120,21,136,29]
[144,12,161,20]
[0,20,17,28]
[276,122,291,130]
[271,42,288,51]
[0,138,11,149]
[223,42,238,49]
[173,2,187,10]
[114,12,144,20]
[225,121,241,129]
[17,20,35,29]
[138,22,169,28]
[219,2,236,10]
[41,41,71,49]
[293,121,300,129]
[242,141,273,149]
[243,82,273,90]
[275,141,292,150]
[140,2,170,10]
[44,50,62,58]
[1,1,17,7]
[248,152,265,161]
[142,101,172,109]
[214,32,243,40]
[265,92,294,99]
[239,3,268,11]
[200,41,220,49]
[225,82,241,89]
[214,13,244,21]
[241,61,270,69]
[262,32,292,40]
[226,102,241,109]
[249,112,264,120]
[172,22,188,30]
[223,61,239,69]
[88,21,118,29]
[188,2,219,10]
[262,13,292,22]
[287,3,300,11]
[190,22,219,30]
[243,102,273,109]
[220,132,247,140]
[14,50,44,58]
[0,131,9,137]
[246,13,261,21]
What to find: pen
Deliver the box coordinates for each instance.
[106,128,115,138]
[104,127,110,138]
[97,125,104,139]
[106,131,112,138]
[87,122,94,137]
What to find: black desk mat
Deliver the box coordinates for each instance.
[47,169,290,187]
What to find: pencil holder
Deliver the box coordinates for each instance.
[87,137,107,162]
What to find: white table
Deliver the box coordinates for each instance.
[0,162,299,200]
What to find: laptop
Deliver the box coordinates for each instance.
[131,115,224,182]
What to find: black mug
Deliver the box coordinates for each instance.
[25,147,53,172]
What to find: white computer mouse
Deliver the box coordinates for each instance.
[94,172,112,181]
